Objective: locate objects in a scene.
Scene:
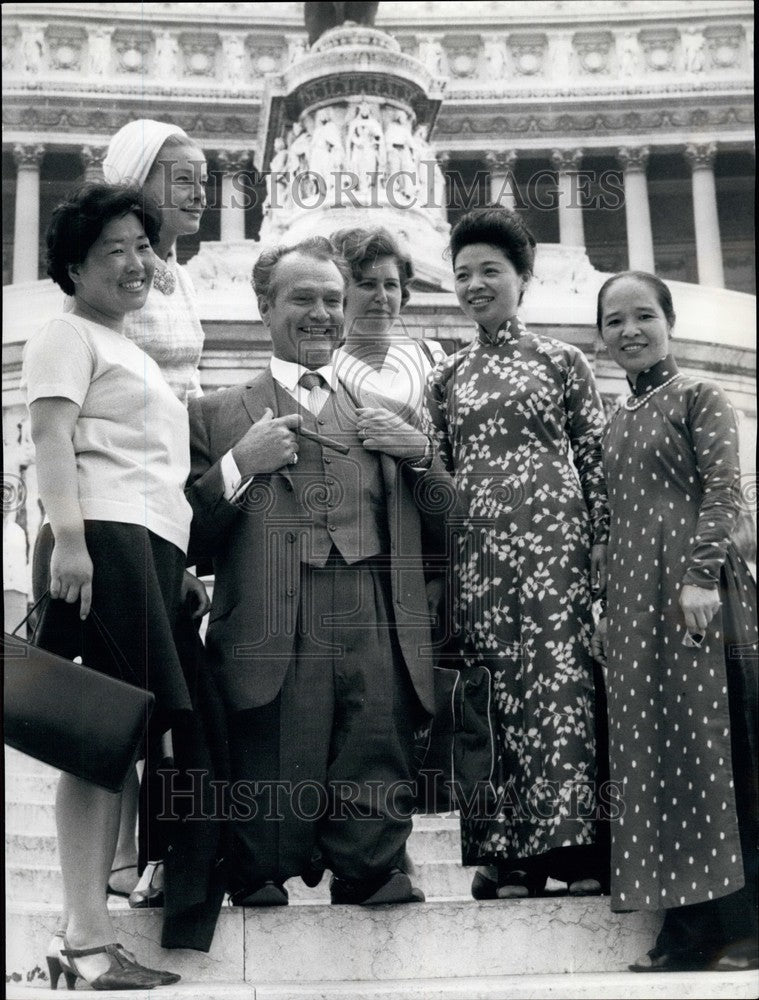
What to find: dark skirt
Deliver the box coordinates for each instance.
[33,520,191,721]
[33,520,226,952]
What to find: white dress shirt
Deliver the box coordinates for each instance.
[221,357,338,499]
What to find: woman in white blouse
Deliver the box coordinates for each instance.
[101,119,211,909]
[331,226,446,429]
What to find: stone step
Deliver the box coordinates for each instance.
[5,971,759,1000]
[5,817,461,866]
[6,857,476,904]
[4,747,59,778]
[5,833,59,866]
[6,898,661,985]
[5,801,57,836]
[5,769,59,802]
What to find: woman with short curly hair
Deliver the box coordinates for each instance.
[24,182,189,990]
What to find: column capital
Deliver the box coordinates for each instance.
[80,144,108,182]
[13,143,45,169]
[616,145,650,172]
[684,142,717,171]
[80,144,108,168]
[216,149,251,174]
[485,150,518,173]
[550,148,583,172]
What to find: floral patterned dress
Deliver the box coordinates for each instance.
[427,317,609,865]
[602,355,758,914]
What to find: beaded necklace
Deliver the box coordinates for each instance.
[623,372,680,411]
[153,257,176,296]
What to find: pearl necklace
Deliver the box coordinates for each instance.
[624,373,680,411]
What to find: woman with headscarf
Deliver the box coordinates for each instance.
[102,118,207,406]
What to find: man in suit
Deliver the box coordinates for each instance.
[187,236,453,906]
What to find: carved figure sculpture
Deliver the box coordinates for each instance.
[346,102,386,196]
[286,120,315,199]
[265,136,291,212]
[308,108,345,199]
[384,109,416,202]
[682,28,705,74]
[418,37,444,76]
[619,32,638,77]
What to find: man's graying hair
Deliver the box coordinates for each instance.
[251,236,352,304]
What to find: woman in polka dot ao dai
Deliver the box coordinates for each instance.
[595,271,758,973]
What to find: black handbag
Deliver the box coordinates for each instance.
[3,595,155,792]
[416,663,496,814]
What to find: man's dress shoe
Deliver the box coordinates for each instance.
[231,881,289,907]
[330,868,425,905]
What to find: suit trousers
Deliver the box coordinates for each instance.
[226,550,425,891]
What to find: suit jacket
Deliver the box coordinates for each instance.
[187,369,457,715]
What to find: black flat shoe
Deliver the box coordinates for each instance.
[567,877,603,897]
[301,850,326,889]
[330,868,425,905]
[231,881,289,907]
[711,938,759,971]
[495,867,546,900]
[629,947,709,973]
[471,867,498,900]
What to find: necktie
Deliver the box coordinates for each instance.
[299,371,327,391]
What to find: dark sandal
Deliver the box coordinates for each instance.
[107,863,138,899]
[128,860,164,909]
[60,941,180,990]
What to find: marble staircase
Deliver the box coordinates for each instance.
[5,748,758,999]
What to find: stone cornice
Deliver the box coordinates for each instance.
[431,94,754,153]
[3,98,752,158]
[3,2,752,29]
[1,98,261,151]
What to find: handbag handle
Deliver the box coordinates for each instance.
[9,592,50,641]
[10,591,141,687]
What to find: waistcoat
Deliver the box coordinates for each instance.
[273,381,388,566]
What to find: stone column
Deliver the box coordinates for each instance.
[12,144,45,284]
[550,148,585,247]
[486,150,518,210]
[684,142,724,288]
[617,146,654,271]
[80,145,108,182]
[217,150,250,242]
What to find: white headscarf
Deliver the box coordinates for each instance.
[103,119,190,188]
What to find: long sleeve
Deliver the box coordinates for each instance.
[422,357,458,477]
[682,382,741,587]
[563,348,610,546]
[185,396,241,565]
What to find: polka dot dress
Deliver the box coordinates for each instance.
[602,355,755,913]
